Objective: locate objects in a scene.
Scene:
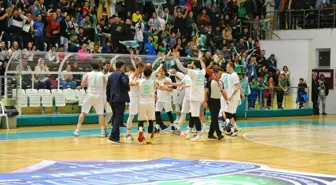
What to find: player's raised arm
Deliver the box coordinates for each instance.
[130,49,137,70]
[173,51,188,74]
[198,52,206,70]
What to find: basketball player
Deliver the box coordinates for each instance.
[219,65,230,126]
[74,62,107,137]
[103,62,113,129]
[127,51,145,141]
[131,65,156,144]
[225,62,244,136]
[174,51,206,141]
[155,68,175,131]
[169,66,185,124]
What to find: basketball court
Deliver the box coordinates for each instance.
[0,115,335,184]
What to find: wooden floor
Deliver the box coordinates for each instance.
[0,115,335,176]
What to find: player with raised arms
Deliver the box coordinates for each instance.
[173,50,206,141]
[74,61,108,137]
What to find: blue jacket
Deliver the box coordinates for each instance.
[106,70,130,103]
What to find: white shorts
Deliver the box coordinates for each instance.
[219,97,227,116]
[129,95,139,115]
[138,102,155,121]
[181,98,190,114]
[104,102,112,113]
[190,101,202,117]
[226,100,240,114]
[155,101,173,112]
[82,93,104,115]
[172,89,185,105]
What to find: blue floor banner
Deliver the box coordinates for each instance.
[0,158,335,185]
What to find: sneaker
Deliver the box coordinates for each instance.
[150,132,155,139]
[208,135,217,139]
[74,130,80,137]
[231,128,242,137]
[125,133,134,141]
[217,135,224,140]
[101,128,109,138]
[190,135,204,142]
[138,127,145,142]
[173,129,181,135]
[145,137,152,144]
[108,139,121,144]
[184,131,191,139]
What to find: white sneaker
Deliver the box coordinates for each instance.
[190,135,204,142]
[125,133,134,141]
[231,128,242,137]
[74,130,80,137]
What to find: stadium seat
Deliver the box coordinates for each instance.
[74,89,86,106]
[25,89,39,96]
[38,89,51,95]
[52,90,66,107]
[41,94,53,108]
[0,101,9,130]
[28,94,41,107]
[63,89,79,104]
[17,93,28,108]
[12,89,26,99]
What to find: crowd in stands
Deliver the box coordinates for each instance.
[0,0,317,109]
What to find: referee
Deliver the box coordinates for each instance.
[204,68,228,140]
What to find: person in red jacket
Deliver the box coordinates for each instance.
[45,10,60,51]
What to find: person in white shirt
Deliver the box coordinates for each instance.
[225,62,245,136]
[102,62,113,130]
[168,66,185,124]
[155,68,175,131]
[127,51,145,141]
[131,66,156,144]
[219,68,230,123]
[74,62,108,137]
[174,51,206,142]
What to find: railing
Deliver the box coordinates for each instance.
[245,87,310,112]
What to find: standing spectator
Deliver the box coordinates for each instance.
[247,55,257,80]
[297,78,308,108]
[281,65,290,86]
[266,54,277,72]
[174,7,188,36]
[317,74,329,115]
[59,12,70,52]
[265,76,275,108]
[0,41,8,61]
[22,12,33,49]
[132,9,142,24]
[33,14,44,51]
[107,61,130,144]
[9,8,28,49]
[45,10,60,51]
[197,9,210,27]
[101,40,113,53]
[0,4,8,43]
[276,74,288,109]
[110,16,124,53]
[311,73,319,115]
[134,18,144,52]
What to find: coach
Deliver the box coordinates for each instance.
[107,61,130,144]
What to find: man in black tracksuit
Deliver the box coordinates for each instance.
[204,68,227,140]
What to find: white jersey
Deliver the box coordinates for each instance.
[87,71,105,94]
[103,72,112,95]
[221,73,230,93]
[138,78,155,103]
[228,72,241,101]
[187,69,206,102]
[156,77,172,103]
[129,72,139,97]
[181,75,191,100]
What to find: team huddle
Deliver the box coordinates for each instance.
[73,50,244,144]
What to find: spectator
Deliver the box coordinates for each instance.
[0,41,8,61]
[45,10,60,50]
[101,40,113,53]
[266,54,277,72]
[15,59,32,89]
[134,18,145,51]
[276,74,288,109]
[9,8,28,49]
[60,64,77,89]
[132,10,142,24]
[297,78,308,108]
[281,65,290,86]
[265,76,275,108]
[311,73,319,115]
[33,14,44,51]
[59,12,70,52]
[247,56,257,80]
[197,9,210,27]
[248,77,258,109]
[317,74,329,115]
[34,58,51,89]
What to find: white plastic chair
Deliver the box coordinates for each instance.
[41,94,53,108]
[38,89,51,95]
[28,94,41,107]
[12,89,25,99]
[63,89,79,104]
[0,102,9,130]
[75,89,86,106]
[25,89,39,96]
[17,93,28,107]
